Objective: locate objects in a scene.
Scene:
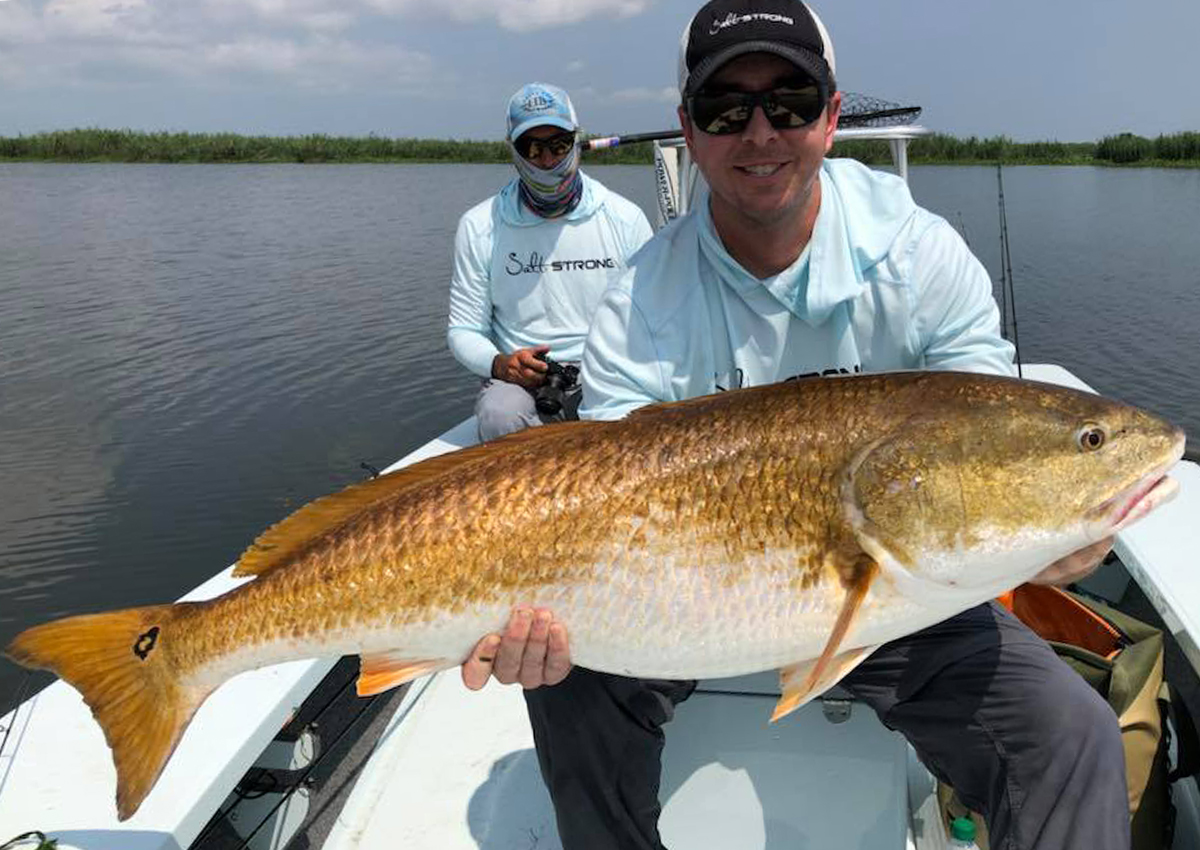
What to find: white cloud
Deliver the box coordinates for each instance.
[1,0,438,91]
[566,60,585,73]
[41,0,161,41]
[203,36,434,90]
[44,0,145,29]
[0,2,39,41]
[365,0,650,32]
[1,0,654,93]
[204,0,357,34]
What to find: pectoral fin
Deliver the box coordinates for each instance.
[771,553,879,722]
[357,652,447,696]
[772,645,879,722]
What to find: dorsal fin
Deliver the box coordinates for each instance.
[624,392,719,420]
[232,419,600,578]
[623,382,786,422]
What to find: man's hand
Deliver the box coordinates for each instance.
[492,346,551,389]
[1030,537,1114,587]
[462,607,572,691]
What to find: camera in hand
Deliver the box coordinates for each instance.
[533,354,580,416]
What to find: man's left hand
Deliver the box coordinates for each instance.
[1030,536,1114,587]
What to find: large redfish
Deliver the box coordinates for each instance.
[5,372,1184,820]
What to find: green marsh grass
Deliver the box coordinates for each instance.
[1,128,1197,167]
[0,129,653,164]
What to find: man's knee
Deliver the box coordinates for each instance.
[1027,661,1123,769]
[1058,678,1125,780]
[983,655,1129,849]
[476,380,540,441]
[478,406,537,441]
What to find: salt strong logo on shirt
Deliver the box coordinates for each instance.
[505,251,617,275]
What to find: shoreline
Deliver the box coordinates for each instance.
[1,129,1197,168]
[4,156,1197,169]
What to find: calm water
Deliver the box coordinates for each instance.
[1,162,1198,706]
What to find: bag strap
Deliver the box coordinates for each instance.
[1166,682,1200,782]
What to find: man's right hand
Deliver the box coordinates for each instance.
[462,608,573,691]
[492,345,551,389]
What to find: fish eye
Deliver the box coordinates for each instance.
[1077,424,1107,452]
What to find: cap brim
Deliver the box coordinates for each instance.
[509,116,577,142]
[683,41,831,98]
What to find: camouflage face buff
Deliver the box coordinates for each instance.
[510,138,583,218]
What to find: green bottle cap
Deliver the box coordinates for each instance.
[950,817,977,841]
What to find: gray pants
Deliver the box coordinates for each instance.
[523,602,1129,850]
[475,371,581,442]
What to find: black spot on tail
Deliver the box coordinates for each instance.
[133,626,160,660]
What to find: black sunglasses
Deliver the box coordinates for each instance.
[688,79,826,135]
[514,131,577,160]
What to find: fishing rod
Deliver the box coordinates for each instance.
[992,182,1008,342]
[0,671,33,760]
[996,163,1023,377]
[579,98,925,153]
[582,130,683,151]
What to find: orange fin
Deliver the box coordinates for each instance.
[4,603,204,820]
[771,645,878,722]
[233,420,602,578]
[357,652,447,696]
[771,554,879,722]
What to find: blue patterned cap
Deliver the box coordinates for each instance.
[506,83,578,142]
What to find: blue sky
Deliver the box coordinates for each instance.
[0,0,1196,142]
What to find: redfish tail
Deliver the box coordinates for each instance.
[4,603,204,820]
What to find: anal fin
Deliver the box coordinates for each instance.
[357,652,447,696]
[772,645,879,722]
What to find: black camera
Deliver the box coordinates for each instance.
[533,354,580,416]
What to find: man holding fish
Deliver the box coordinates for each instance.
[9,0,1180,838]
[464,2,1129,848]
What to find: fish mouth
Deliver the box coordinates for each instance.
[1095,432,1186,534]
[1102,470,1180,534]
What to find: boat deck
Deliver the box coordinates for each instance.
[320,671,918,850]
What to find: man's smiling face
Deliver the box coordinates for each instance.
[681,52,841,234]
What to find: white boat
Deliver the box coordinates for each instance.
[2,123,1198,850]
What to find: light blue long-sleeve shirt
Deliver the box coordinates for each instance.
[581,157,1015,420]
[447,172,653,377]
